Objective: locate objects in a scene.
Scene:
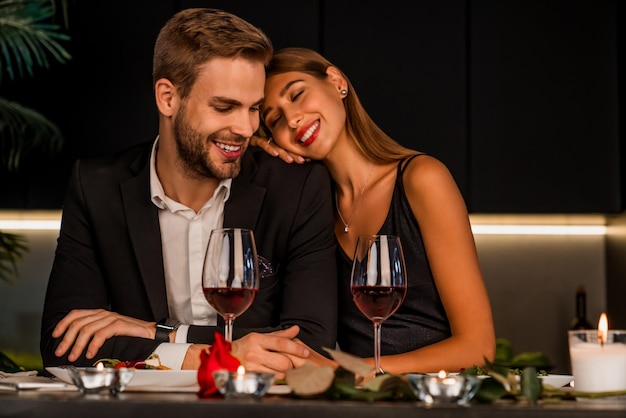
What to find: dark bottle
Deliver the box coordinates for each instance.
[569,285,593,330]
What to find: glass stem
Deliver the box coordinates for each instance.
[224,317,234,342]
[373,321,384,375]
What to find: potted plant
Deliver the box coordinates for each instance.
[0,0,70,285]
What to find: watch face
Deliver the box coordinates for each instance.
[158,319,180,330]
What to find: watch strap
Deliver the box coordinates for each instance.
[154,318,179,343]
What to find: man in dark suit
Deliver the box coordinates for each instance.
[40,8,337,378]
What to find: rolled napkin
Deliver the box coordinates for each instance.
[0,370,73,391]
[0,370,38,378]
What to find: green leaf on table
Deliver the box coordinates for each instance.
[329,382,394,402]
[520,366,541,403]
[328,375,416,402]
[472,377,509,403]
[0,350,24,373]
[509,351,551,368]
[495,338,514,363]
[493,338,551,369]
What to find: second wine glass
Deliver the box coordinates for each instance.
[202,228,260,342]
[350,234,407,375]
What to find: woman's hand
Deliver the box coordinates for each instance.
[250,135,307,164]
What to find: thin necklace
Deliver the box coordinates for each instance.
[335,166,375,233]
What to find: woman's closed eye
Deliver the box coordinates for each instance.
[290,90,303,101]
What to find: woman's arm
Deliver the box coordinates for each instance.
[377,155,496,374]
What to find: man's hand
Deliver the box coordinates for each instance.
[229,326,312,380]
[288,338,338,369]
[52,309,155,362]
[179,325,317,379]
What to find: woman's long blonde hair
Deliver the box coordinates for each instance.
[265,47,421,164]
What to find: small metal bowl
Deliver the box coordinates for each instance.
[406,372,482,405]
[67,366,135,395]
[212,369,275,399]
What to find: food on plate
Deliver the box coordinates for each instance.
[95,354,171,370]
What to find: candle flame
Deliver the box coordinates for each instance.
[96,362,104,371]
[437,370,447,378]
[236,365,246,377]
[598,312,608,345]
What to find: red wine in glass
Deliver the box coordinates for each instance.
[202,228,260,342]
[351,235,407,375]
[202,287,258,318]
[351,285,406,321]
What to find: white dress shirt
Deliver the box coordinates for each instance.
[147,138,232,369]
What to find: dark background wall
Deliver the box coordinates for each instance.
[1,0,623,213]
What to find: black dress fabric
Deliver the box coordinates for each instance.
[337,155,451,357]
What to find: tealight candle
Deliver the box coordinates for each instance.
[406,370,482,405]
[568,313,626,393]
[67,362,135,395]
[233,365,258,394]
[212,366,275,399]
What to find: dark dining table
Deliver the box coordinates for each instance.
[2,390,626,418]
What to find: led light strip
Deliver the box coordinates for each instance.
[471,224,607,236]
[0,220,62,230]
[0,220,608,235]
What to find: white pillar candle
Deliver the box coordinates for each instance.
[568,313,626,393]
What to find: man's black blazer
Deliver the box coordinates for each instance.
[40,141,338,367]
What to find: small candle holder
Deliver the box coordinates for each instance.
[212,366,275,399]
[407,371,482,405]
[67,365,135,395]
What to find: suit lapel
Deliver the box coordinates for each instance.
[224,153,266,229]
[120,151,169,319]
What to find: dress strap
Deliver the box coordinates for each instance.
[399,153,426,174]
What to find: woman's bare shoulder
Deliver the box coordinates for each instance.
[403,154,455,187]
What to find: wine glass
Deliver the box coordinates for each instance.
[350,235,407,375]
[202,228,260,342]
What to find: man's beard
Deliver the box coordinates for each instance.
[172,108,246,180]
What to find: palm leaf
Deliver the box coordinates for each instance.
[0,0,69,286]
[0,96,63,170]
[0,231,28,285]
[0,0,71,82]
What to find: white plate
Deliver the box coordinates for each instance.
[539,374,573,388]
[46,367,199,392]
[473,373,573,388]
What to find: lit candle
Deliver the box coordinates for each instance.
[429,370,464,397]
[67,363,134,395]
[212,367,275,398]
[233,365,258,394]
[568,312,626,392]
[598,312,608,345]
[408,370,481,405]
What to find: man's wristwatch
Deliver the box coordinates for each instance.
[155,318,181,343]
